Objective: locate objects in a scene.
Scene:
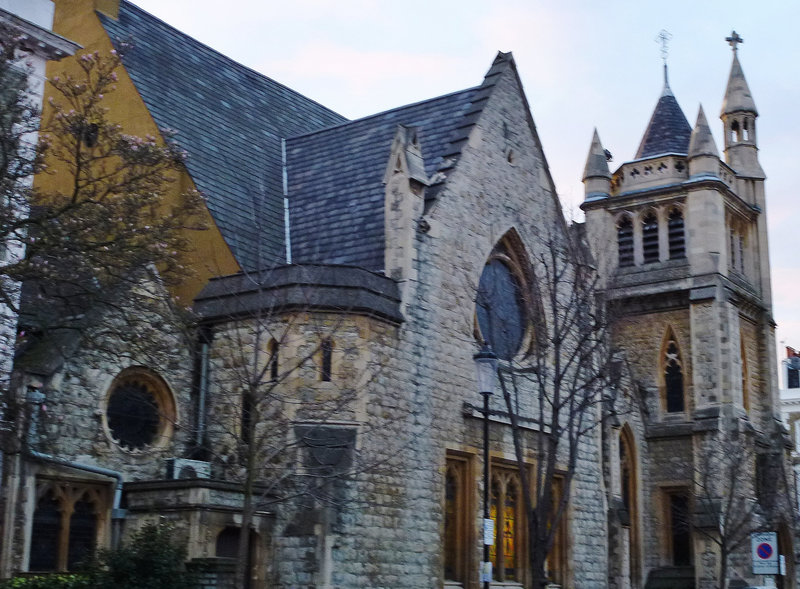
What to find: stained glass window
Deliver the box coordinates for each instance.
[477,259,526,360]
[489,468,520,582]
[443,463,466,582]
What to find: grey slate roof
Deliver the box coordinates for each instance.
[99,2,347,271]
[286,88,477,270]
[635,75,692,159]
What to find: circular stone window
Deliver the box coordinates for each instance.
[105,368,175,451]
[476,258,527,360]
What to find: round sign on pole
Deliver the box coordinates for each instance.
[757,543,773,560]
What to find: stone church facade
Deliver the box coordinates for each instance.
[0,2,794,588]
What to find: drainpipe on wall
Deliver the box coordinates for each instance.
[196,337,210,450]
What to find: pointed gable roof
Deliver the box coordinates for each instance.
[286,88,477,270]
[721,52,757,116]
[98,1,347,271]
[634,67,692,159]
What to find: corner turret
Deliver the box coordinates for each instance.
[582,129,611,201]
[720,31,763,178]
[687,105,719,178]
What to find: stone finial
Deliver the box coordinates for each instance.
[582,129,611,181]
[688,105,719,159]
[721,51,757,116]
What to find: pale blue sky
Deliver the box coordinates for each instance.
[131,0,800,355]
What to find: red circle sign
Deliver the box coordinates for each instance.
[757,543,773,559]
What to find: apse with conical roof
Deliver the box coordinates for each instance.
[634,64,692,159]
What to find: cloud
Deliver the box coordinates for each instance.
[257,43,475,117]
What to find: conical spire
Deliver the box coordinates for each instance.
[688,105,719,158]
[721,33,757,116]
[634,66,692,159]
[583,129,611,180]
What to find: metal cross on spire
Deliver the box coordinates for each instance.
[656,29,672,64]
[726,30,743,52]
[656,29,672,87]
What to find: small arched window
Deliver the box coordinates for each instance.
[617,217,634,267]
[320,338,333,382]
[667,209,685,260]
[642,213,659,264]
[663,337,685,413]
[268,339,279,381]
[731,120,740,143]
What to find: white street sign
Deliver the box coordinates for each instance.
[751,532,779,575]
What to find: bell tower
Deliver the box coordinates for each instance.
[581,32,788,589]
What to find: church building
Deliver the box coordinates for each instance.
[0,2,794,588]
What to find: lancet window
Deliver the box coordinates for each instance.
[617,216,634,267]
[662,334,685,413]
[320,337,333,382]
[642,213,659,264]
[28,481,108,572]
[490,466,522,582]
[443,455,470,584]
[667,208,685,259]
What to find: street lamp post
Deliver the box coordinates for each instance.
[474,345,498,589]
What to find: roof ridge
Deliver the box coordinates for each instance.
[286,86,480,141]
[114,1,344,121]
[426,51,516,195]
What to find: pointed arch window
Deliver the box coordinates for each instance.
[475,231,537,361]
[489,467,522,582]
[216,527,259,589]
[662,336,685,413]
[667,208,685,260]
[666,490,692,566]
[443,455,471,584]
[731,120,740,143]
[28,481,108,572]
[642,213,659,264]
[741,333,750,412]
[617,216,634,267]
[619,426,640,585]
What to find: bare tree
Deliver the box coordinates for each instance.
[692,421,761,589]
[194,264,400,588]
[477,226,620,588]
[1,44,204,361]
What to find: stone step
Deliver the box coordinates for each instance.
[644,566,696,589]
